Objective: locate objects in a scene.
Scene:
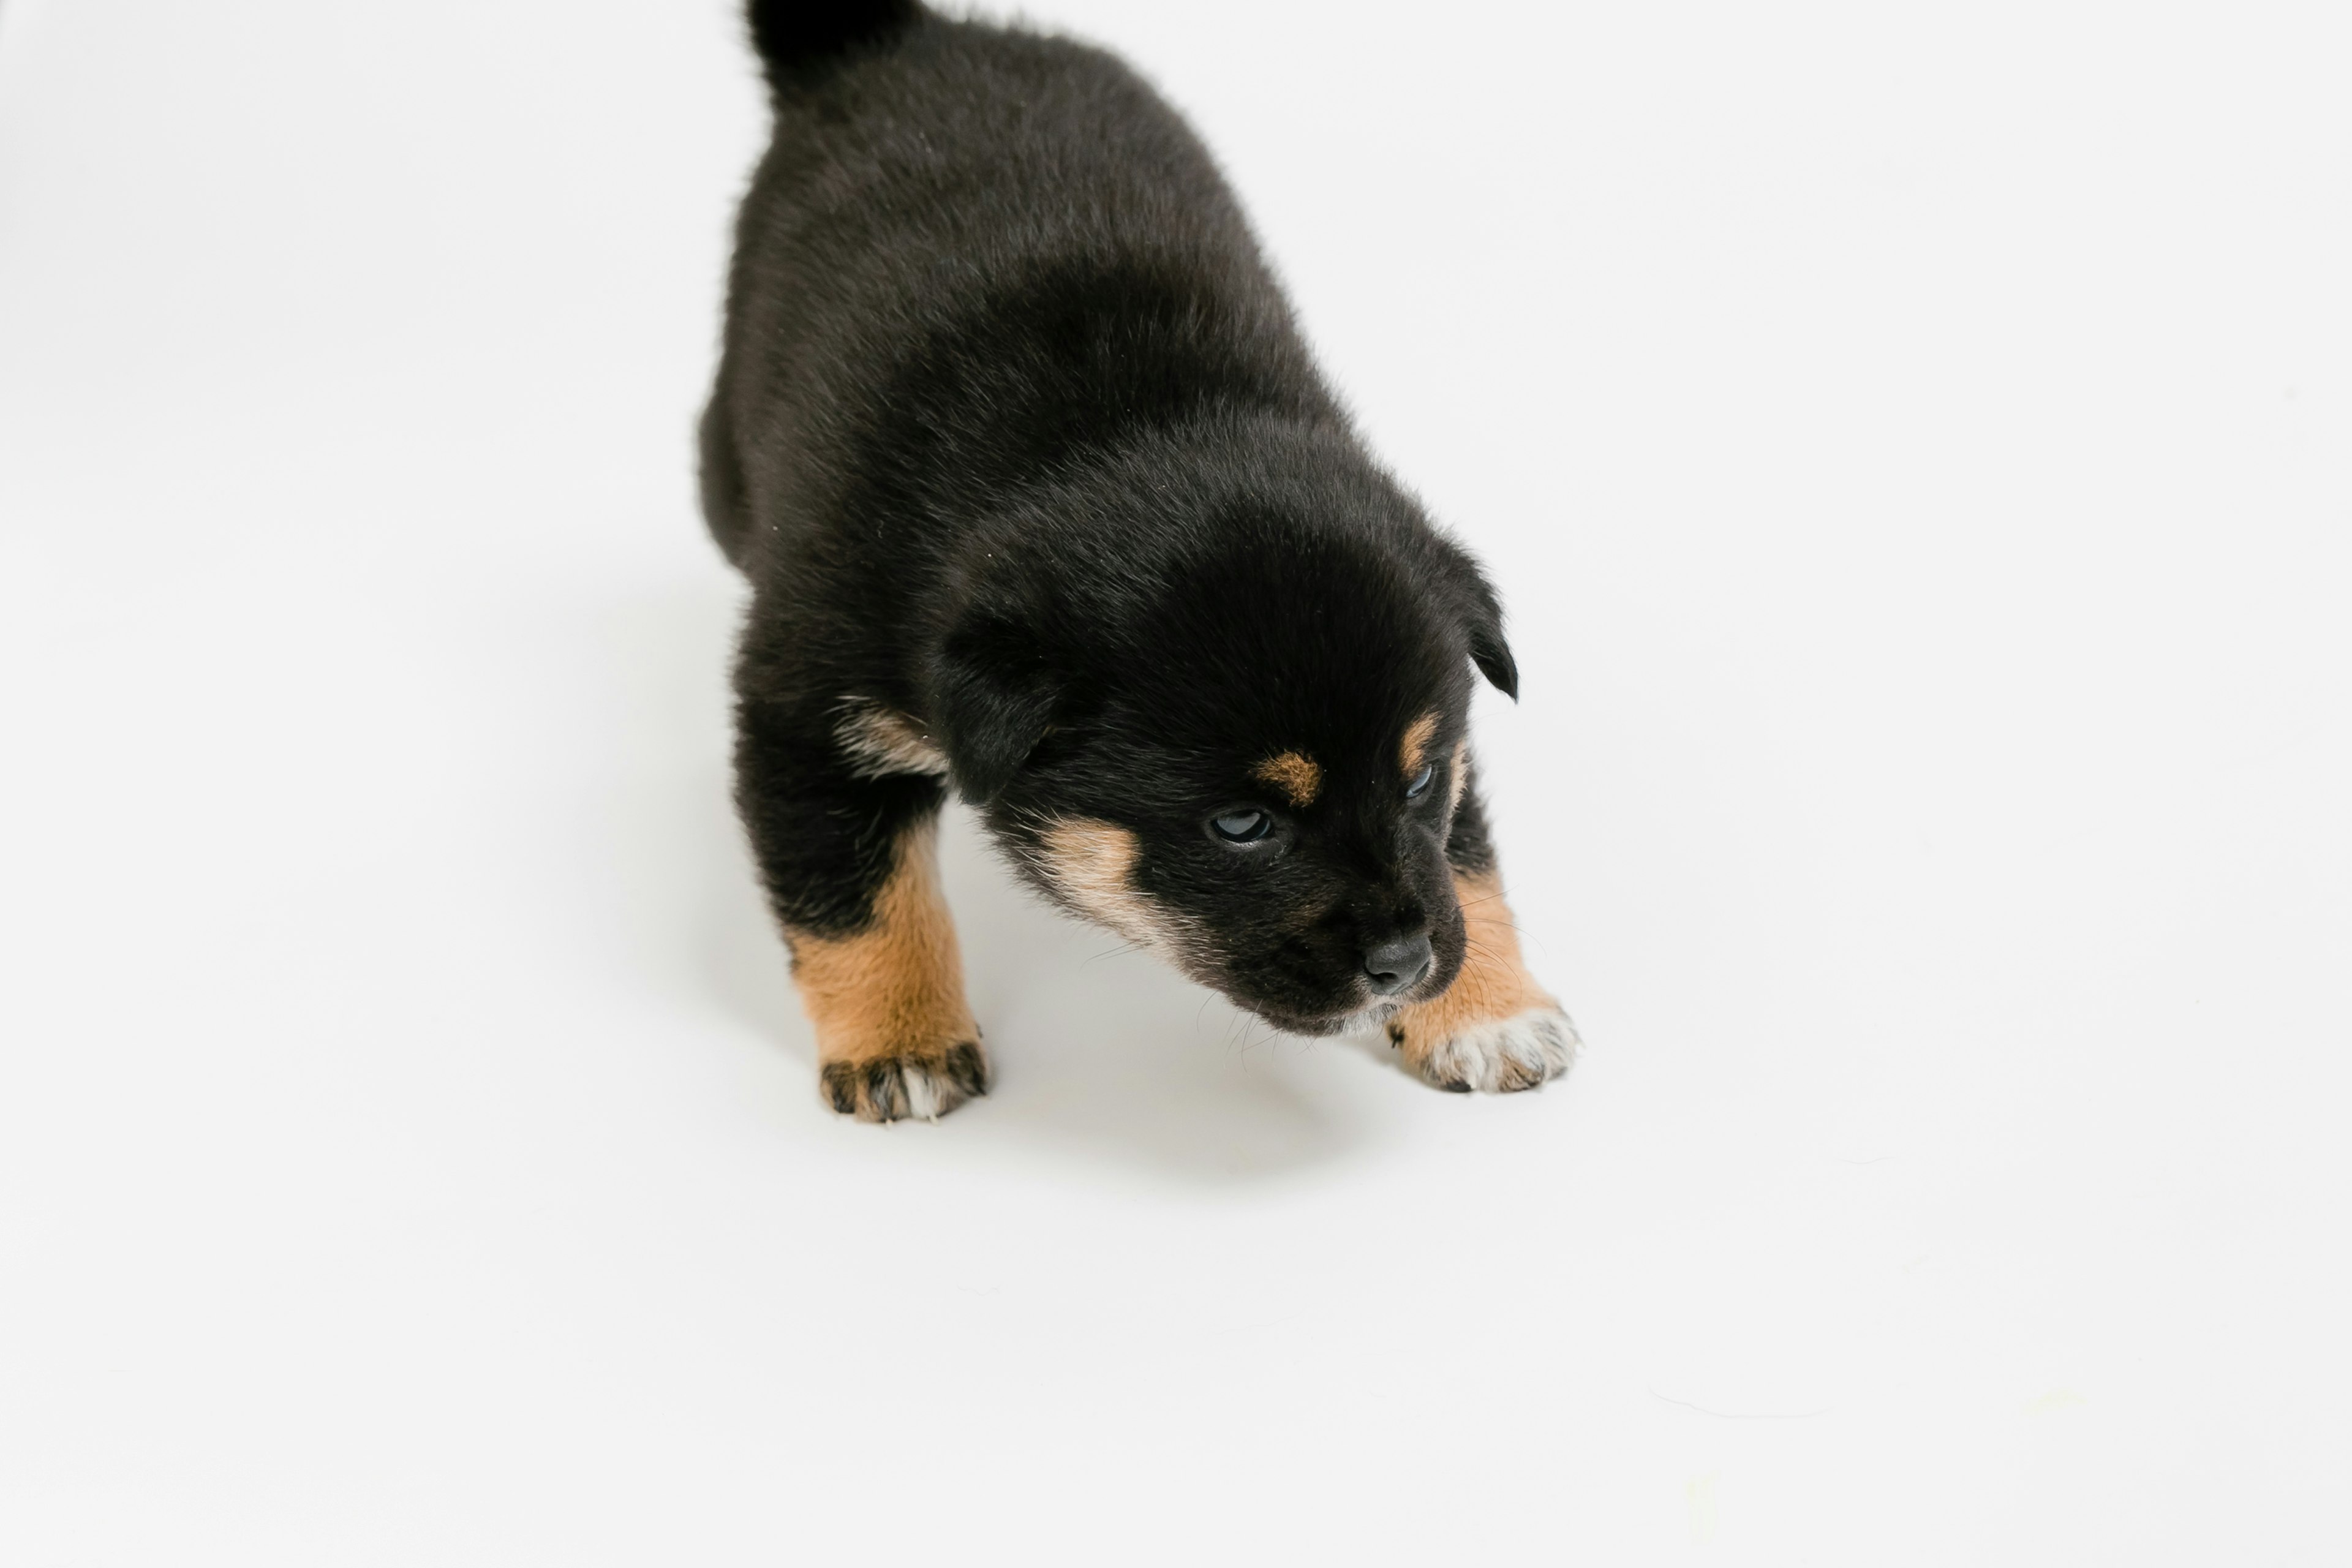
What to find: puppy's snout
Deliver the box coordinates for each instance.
[1362,932,1433,996]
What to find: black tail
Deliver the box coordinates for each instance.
[746,0,924,89]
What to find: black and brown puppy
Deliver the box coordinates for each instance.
[702,0,1578,1121]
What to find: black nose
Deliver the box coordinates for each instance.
[1362,932,1433,996]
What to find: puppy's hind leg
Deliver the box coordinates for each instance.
[736,698,989,1122]
[1387,761,1580,1095]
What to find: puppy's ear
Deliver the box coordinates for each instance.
[1437,541,1519,699]
[1467,605,1518,700]
[933,605,1064,804]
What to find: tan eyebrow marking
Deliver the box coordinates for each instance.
[1401,712,1440,775]
[1251,750,1322,807]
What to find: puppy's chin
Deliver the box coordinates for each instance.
[1230,995,1385,1039]
[1227,972,1456,1038]
[1251,1008,1355,1038]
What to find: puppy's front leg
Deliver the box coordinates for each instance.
[736,699,988,1122]
[1387,764,1580,1094]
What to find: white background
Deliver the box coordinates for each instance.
[4,1,2347,1561]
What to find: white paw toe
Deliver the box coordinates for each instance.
[899,1064,946,1120]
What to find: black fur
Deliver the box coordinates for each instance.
[744,0,922,89]
[706,6,1518,1035]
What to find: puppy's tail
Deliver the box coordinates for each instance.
[745,0,925,91]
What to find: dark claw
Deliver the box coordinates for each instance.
[944,1040,990,1099]
[821,1061,861,1115]
[864,1060,907,1121]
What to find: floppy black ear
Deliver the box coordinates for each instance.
[932,606,1064,804]
[1468,611,1518,700]
[1444,547,1519,699]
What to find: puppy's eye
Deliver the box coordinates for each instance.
[1405,762,1437,798]
[1208,809,1273,844]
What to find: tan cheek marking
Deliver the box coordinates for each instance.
[1036,818,1189,960]
[1446,739,1469,814]
[1390,868,1556,1066]
[1401,712,1439,775]
[1252,750,1322,807]
[785,818,976,1066]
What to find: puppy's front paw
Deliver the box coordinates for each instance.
[819,1039,991,1123]
[1392,1006,1578,1094]
[1384,868,1577,1096]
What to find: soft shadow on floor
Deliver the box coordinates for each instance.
[602,575,1390,1184]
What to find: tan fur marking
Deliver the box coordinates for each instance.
[835,699,949,780]
[1253,750,1322,807]
[1036,818,1188,961]
[786,818,976,1068]
[1446,739,1469,813]
[1401,712,1440,776]
[1392,869,1556,1069]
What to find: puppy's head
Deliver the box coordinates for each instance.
[931,423,1515,1034]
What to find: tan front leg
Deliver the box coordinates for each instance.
[788,818,989,1121]
[1387,868,1578,1093]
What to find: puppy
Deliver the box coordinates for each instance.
[702,0,1578,1120]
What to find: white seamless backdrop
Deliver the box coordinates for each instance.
[2,2,2346,1563]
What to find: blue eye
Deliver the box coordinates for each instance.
[1405,762,1436,798]
[1210,809,1272,843]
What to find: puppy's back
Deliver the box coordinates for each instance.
[705,4,1331,589]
